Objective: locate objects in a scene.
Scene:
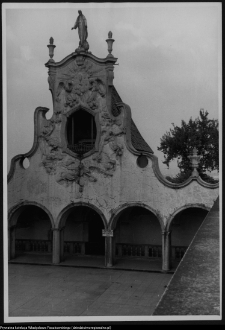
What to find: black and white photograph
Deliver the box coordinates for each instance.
[3,2,221,324]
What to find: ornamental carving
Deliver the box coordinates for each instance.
[40,56,125,191]
[55,58,106,113]
[39,135,64,175]
[56,159,97,192]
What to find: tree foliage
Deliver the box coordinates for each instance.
[158,110,219,178]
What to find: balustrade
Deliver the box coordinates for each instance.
[172,246,187,260]
[116,243,186,261]
[15,239,52,253]
[68,142,94,154]
[64,241,84,254]
[116,243,162,258]
[15,239,187,261]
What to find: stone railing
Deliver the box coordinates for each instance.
[64,241,85,255]
[116,243,162,258]
[116,243,187,260]
[171,246,187,260]
[67,142,94,154]
[15,239,52,253]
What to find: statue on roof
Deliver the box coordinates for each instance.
[72,10,89,52]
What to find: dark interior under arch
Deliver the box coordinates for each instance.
[67,109,97,155]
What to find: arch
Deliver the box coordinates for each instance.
[109,202,164,231]
[56,202,107,230]
[8,201,55,228]
[166,203,210,232]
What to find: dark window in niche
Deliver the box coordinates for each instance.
[67,109,97,155]
[137,155,148,168]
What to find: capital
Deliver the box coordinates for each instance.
[102,229,113,237]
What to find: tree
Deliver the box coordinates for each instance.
[157,110,219,183]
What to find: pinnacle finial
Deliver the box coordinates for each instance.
[188,147,202,177]
[106,31,115,57]
[47,37,56,61]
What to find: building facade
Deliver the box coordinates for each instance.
[8,28,219,272]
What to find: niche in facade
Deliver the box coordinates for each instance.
[66,109,97,155]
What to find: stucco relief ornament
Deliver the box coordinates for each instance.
[41,119,55,137]
[86,78,106,110]
[91,152,116,177]
[56,159,97,192]
[39,136,64,174]
[56,69,106,113]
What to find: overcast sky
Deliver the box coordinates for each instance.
[4,3,221,176]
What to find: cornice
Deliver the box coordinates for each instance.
[45,52,118,68]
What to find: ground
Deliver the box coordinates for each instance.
[8,264,172,318]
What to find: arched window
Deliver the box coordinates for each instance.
[67,109,97,155]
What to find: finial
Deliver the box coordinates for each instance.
[47,37,56,62]
[188,147,202,177]
[106,31,115,57]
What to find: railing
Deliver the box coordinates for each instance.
[172,246,187,260]
[116,244,162,258]
[116,244,187,260]
[15,240,187,260]
[64,241,85,255]
[67,141,95,154]
[15,239,52,253]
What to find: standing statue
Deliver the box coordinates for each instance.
[71,10,89,52]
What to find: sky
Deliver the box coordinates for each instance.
[3,3,221,177]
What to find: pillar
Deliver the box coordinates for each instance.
[9,226,16,260]
[60,227,65,262]
[52,228,60,264]
[162,230,171,272]
[102,229,113,267]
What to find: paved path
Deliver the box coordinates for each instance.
[8,264,172,317]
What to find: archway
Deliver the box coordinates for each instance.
[112,206,162,268]
[169,207,208,267]
[61,205,106,262]
[9,205,53,260]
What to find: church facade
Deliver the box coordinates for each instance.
[7,25,219,272]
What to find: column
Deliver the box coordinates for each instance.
[8,226,16,260]
[102,229,113,267]
[60,227,65,262]
[162,230,171,272]
[9,226,16,260]
[52,228,60,264]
